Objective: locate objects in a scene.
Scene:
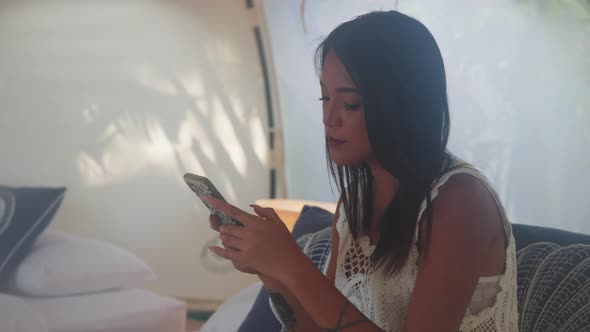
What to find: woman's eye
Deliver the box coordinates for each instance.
[344,103,361,111]
[319,96,360,110]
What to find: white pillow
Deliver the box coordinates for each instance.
[200,281,262,332]
[8,230,156,296]
[0,293,48,332]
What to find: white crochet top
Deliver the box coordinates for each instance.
[325,164,519,331]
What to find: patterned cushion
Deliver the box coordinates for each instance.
[296,227,332,273]
[513,223,590,251]
[516,242,590,332]
[0,186,66,283]
[238,205,333,332]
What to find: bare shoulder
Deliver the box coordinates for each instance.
[419,173,504,263]
[406,173,507,330]
[437,173,500,228]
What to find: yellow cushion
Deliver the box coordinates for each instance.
[254,199,337,231]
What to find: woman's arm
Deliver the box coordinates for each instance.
[260,274,323,331]
[206,194,380,331]
[277,199,381,330]
[263,196,344,332]
[279,251,384,331]
[270,195,383,332]
[403,175,505,332]
[208,211,323,331]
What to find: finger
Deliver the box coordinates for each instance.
[219,233,245,250]
[250,208,273,223]
[209,215,220,231]
[250,205,282,224]
[250,207,278,225]
[219,224,249,239]
[202,196,257,226]
[208,246,235,260]
[234,264,257,275]
[219,236,239,250]
[221,240,240,251]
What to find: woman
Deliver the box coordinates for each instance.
[203,10,518,332]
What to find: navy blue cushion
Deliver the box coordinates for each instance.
[291,205,334,239]
[0,186,66,283]
[512,223,590,251]
[238,205,334,332]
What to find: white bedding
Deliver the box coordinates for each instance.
[22,288,186,332]
[0,293,47,332]
[200,282,262,332]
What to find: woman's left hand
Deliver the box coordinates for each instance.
[202,196,304,282]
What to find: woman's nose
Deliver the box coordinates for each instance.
[323,107,341,128]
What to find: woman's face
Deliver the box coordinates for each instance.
[321,50,373,165]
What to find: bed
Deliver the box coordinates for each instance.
[22,288,186,332]
[0,186,188,332]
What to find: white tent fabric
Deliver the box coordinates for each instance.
[261,0,590,233]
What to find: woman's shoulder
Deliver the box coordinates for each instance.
[430,158,502,230]
[418,159,506,253]
[430,157,496,201]
[434,172,496,213]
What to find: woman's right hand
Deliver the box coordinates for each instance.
[209,214,284,291]
[209,215,255,274]
[208,214,222,232]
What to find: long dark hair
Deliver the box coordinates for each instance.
[316,11,452,276]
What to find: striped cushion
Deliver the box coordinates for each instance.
[0,187,66,283]
[297,226,332,272]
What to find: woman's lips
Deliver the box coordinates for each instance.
[327,136,346,147]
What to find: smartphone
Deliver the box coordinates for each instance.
[183,173,243,226]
